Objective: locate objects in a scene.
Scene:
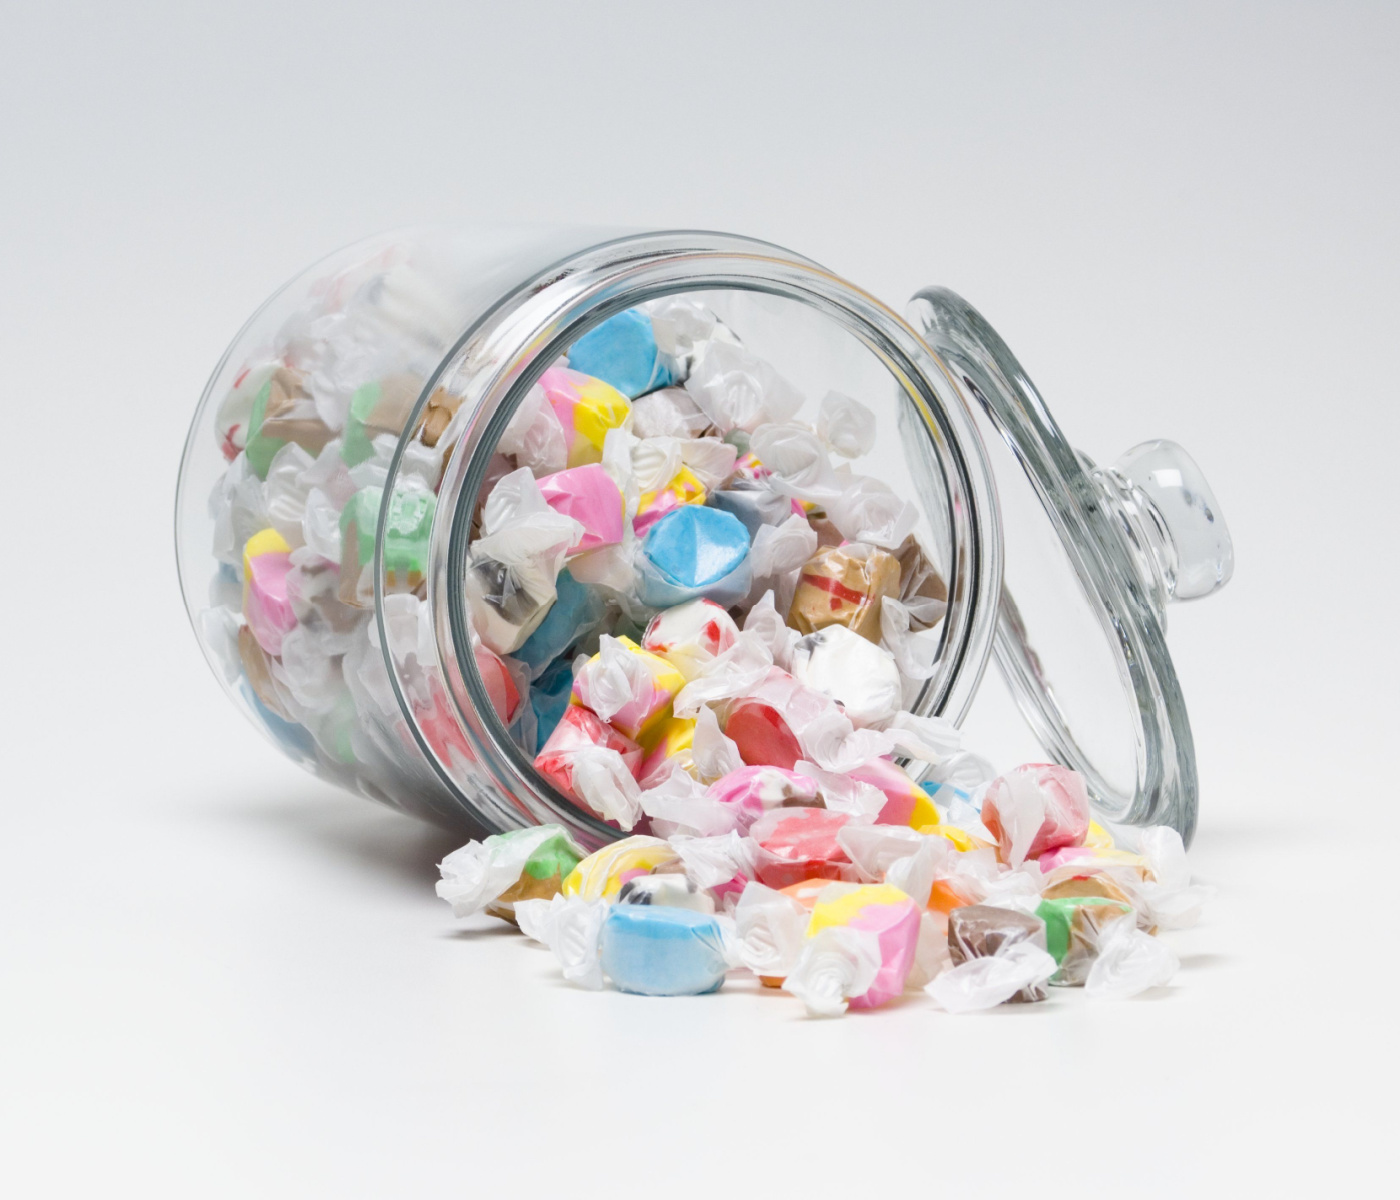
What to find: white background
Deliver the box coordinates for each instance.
[2,3,1396,1196]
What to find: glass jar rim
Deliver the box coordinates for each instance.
[375,231,1004,848]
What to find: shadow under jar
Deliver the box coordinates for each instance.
[176,228,1232,852]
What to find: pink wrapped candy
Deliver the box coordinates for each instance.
[750,807,856,889]
[537,463,625,555]
[807,883,922,1010]
[706,765,822,831]
[533,705,642,802]
[242,528,296,656]
[981,763,1092,866]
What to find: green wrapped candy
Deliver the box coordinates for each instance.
[338,486,436,607]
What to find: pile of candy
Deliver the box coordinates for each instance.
[431,305,1209,1013]
[436,763,1210,1013]
[197,258,1209,1014]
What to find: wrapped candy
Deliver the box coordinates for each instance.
[529,658,576,749]
[928,914,1059,1014]
[536,463,626,554]
[634,465,707,536]
[238,624,292,718]
[944,905,1053,1005]
[707,479,794,540]
[436,824,585,924]
[683,340,803,434]
[533,705,642,803]
[641,598,740,680]
[337,485,436,607]
[538,366,632,468]
[787,543,901,643]
[629,386,713,440]
[617,873,715,913]
[512,570,606,679]
[242,528,296,655]
[848,758,940,828]
[1036,896,1137,987]
[981,763,1092,866]
[571,636,686,742]
[465,469,581,654]
[244,367,336,478]
[749,806,856,889]
[637,716,697,788]
[562,835,680,900]
[795,882,922,1011]
[414,386,462,448]
[723,698,803,770]
[566,308,678,399]
[733,881,811,986]
[636,505,752,609]
[790,625,902,728]
[342,373,420,467]
[598,905,730,996]
[706,765,823,831]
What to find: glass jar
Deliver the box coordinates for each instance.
[175,227,1232,851]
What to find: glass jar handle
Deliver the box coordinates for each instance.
[1089,439,1233,622]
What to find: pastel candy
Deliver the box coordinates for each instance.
[342,374,421,467]
[750,807,856,889]
[563,834,680,901]
[537,464,625,554]
[238,623,291,719]
[1042,872,1136,908]
[982,763,1092,863]
[458,825,586,924]
[637,716,697,788]
[566,309,677,399]
[1035,896,1136,987]
[707,765,822,831]
[617,873,715,913]
[637,505,752,609]
[216,362,274,461]
[598,905,729,996]
[790,625,902,727]
[529,658,576,749]
[416,676,473,766]
[849,759,939,828]
[539,366,631,468]
[244,367,334,478]
[1038,845,1152,878]
[807,883,922,1009]
[338,486,436,607]
[533,705,643,803]
[707,480,792,539]
[464,554,558,654]
[634,466,707,536]
[641,598,740,680]
[474,643,522,726]
[787,544,901,643]
[571,636,686,742]
[242,528,297,656]
[947,905,1050,1003]
[724,699,803,770]
[513,570,605,678]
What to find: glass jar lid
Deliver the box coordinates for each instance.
[908,288,1233,845]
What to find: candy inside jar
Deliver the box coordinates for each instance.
[180,226,1229,854]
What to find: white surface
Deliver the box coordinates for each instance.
[2,2,1395,1195]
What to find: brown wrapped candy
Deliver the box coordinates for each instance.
[238,624,293,720]
[484,869,570,925]
[416,386,462,448]
[787,543,901,642]
[893,534,948,629]
[1055,901,1137,987]
[947,904,1050,1004]
[1042,873,1135,908]
[257,367,335,455]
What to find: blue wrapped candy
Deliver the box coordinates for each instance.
[529,657,576,750]
[598,905,730,996]
[513,570,605,679]
[566,309,676,399]
[636,505,751,608]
